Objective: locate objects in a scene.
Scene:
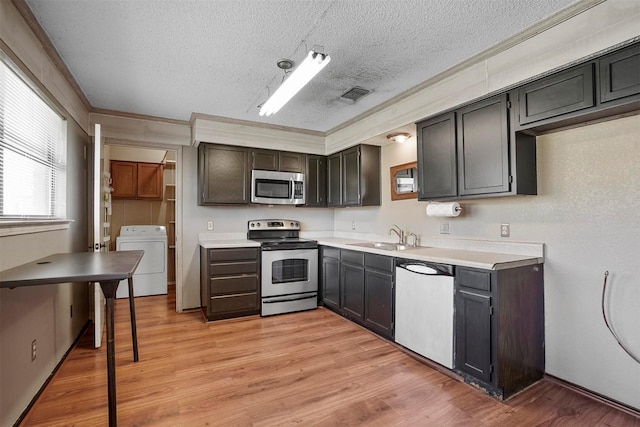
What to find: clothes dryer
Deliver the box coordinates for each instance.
[115,225,167,298]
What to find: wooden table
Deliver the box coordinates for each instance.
[0,250,144,427]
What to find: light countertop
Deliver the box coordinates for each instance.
[317,237,543,271]
[198,235,543,270]
[199,239,260,249]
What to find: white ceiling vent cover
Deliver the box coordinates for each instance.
[340,87,371,103]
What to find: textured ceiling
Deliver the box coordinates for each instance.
[25,0,577,133]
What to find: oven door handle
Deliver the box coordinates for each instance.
[263,293,317,304]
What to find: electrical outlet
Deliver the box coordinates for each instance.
[31,339,37,362]
[501,223,510,238]
[440,222,450,234]
[207,221,214,231]
[351,220,356,230]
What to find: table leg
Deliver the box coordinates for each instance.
[127,277,139,362]
[99,280,119,427]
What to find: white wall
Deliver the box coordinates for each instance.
[334,115,640,410]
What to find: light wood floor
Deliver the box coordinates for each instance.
[21,290,640,426]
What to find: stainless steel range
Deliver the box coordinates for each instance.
[248,219,318,316]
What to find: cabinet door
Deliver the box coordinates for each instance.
[279,152,305,173]
[327,153,342,207]
[455,288,492,383]
[364,269,394,338]
[137,163,163,199]
[517,64,594,126]
[199,144,249,205]
[457,94,510,196]
[600,44,640,103]
[322,256,341,311]
[342,146,360,206]
[417,112,457,199]
[306,155,327,207]
[251,149,279,171]
[342,262,365,322]
[111,161,137,198]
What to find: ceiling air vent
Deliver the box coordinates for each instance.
[340,86,370,103]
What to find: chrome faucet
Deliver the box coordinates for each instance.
[389,224,405,244]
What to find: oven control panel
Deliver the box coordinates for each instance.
[248,220,300,230]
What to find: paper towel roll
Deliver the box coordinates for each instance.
[426,202,461,217]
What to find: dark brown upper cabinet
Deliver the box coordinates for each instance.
[327,145,381,207]
[327,153,342,207]
[517,64,595,126]
[514,42,639,133]
[600,43,640,103]
[305,155,327,207]
[417,112,457,200]
[198,143,250,205]
[417,94,536,201]
[250,149,279,171]
[111,160,163,200]
[457,94,510,196]
[250,149,305,173]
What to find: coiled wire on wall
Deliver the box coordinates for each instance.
[601,271,640,364]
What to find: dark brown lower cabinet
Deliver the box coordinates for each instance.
[200,247,260,321]
[341,250,365,322]
[363,253,394,339]
[321,247,341,311]
[321,247,394,340]
[455,264,544,399]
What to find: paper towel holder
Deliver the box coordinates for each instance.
[426,201,463,217]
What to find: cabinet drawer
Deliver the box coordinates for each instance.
[518,63,594,125]
[210,261,257,276]
[456,267,492,292]
[209,293,259,314]
[341,249,364,266]
[321,246,340,259]
[210,275,258,294]
[365,253,394,272]
[208,247,259,261]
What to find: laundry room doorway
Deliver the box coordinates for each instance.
[104,144,179,307]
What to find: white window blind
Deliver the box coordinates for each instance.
[0,55,67,219]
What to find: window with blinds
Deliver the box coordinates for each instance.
[0,53,67,219]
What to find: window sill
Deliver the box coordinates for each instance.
[0,220,73,237]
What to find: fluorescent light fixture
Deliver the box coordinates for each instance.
[259,50,331,117]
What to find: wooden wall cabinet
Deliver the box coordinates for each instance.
[305,155,327,207]
[250,149,306,173]
[111,160,163,200]
[198,143,250,205]
[200,247,260,321]
[455,264,544,399]
[514,42,639,132]
[327,145,381,207]
[417,94,536,201]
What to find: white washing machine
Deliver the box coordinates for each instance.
[116,225,168,298]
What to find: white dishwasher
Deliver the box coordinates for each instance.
[394,259,455,369]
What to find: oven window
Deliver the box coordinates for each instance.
[271,258,308,284]
[255,179,291,199]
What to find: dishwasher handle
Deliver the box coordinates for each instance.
[396,261,454,276]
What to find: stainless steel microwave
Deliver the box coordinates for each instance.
[251,170,305,205]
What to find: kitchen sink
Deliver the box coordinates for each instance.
[348,242,412,251]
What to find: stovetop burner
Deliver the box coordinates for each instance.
[247,219,317,250]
